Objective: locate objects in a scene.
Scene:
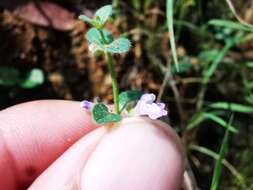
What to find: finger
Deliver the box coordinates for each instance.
[28,127,107,190]
[28,117,184,190]
[0,100,98,190]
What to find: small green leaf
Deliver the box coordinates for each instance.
[78,15,93,24]
[20,68,44,89]
[106,37,131,53]
[86,28,104,46]
[92,103,122,125]
[86,28,113,49]
[119,90,143,112]
[95,5,113,26]
[0,67,20,87]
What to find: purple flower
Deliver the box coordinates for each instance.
[80,100,93,110]
[134,93,168,119]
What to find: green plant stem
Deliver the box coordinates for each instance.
[97,28,120,113]
[99,30,107,43]
[166,0,179,71]
[106,52,120,113]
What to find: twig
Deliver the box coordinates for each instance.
[183,159,200,190]
[157,58,171,101]
[157,56,185,128]
[225,0,253,29]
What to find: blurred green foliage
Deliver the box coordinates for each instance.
[0,67,44,89]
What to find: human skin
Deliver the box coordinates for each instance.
[0,100,184,190]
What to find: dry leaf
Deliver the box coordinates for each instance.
[14,1,75,31]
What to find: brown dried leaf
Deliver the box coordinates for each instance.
[14,1,75,31]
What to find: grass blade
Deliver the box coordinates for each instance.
[166,0,179,71]
[197,41,234,110]
[210,114,233,190]
[190,144,246,188]
[202,42,232,85]
[186,112,206,130]
[209,19,253,32]
[186,112,238,133]
[208,102,253,113]
[203,113,238,133]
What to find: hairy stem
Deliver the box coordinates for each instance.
[106,52,120,113]
[98,29,120,113]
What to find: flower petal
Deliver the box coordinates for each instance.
[140,93,156,103]
[134,94,168,120]
[80,100,93,110]
[157,103,165,109]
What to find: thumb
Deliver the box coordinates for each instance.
[28,117,184,190]
[28,127,107,190]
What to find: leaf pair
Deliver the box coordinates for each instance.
[79,5,113,28]
[92,90,143,125]
[79,5,131,54]
[86,28,131,54]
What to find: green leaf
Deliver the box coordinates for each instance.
[86,28,113,49]
[78,15,93,24]
[95,5,113,26]
[86,28,104,46]
[106,37,131,53]
[92,103,122,125]
[20,68,44,89]
[119,90,143,112]
[0,67,20,87]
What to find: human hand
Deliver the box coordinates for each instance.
[0,100,184,190]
